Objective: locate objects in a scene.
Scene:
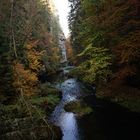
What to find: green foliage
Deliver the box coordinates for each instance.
[119,100,140,113]
[71,44,112,84]
[40,83,61,96]
[47,95,60,106]
[30,95,60,117]
[30,96,48,106]
[30,94,60,107]
[0,100,30,120]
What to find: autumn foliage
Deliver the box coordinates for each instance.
[0,0,62,101]
[68,0,140,86]
[13,62,38,96]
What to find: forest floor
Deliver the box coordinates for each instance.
[0,84,62,140]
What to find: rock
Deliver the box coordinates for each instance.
[64,100,93,116]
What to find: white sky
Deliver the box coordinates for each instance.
[53,0,70,37]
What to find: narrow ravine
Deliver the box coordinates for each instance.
[50,33,83,139]
[49,34,140,140]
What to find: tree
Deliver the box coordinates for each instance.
[0,0,62,101]
[68,0,140,86]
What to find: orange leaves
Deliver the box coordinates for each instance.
[26,41,43,72]
[113,31,140,84]
[14,63,38,84]
[116,66,137,80]
[13,62,38,96]
[13,40,43,96]
[115,32,140,65]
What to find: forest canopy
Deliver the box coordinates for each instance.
[0,0,62,101]
[68,0,140,86]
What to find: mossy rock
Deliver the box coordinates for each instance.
[64,100,93,116]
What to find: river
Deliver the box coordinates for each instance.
[49,35,140,140]
[49,74,140,140]
[50,78,83,140]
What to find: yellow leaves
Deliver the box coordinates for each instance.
[26,41,43,72]
[26,40,39,49]
[13,62,38,96]
[27,51,42,72]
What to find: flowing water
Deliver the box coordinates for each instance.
[51,35,81,139]
[50,78,84,140]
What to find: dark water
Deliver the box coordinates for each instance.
[50,76,140,140]
[79,95,140,140]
